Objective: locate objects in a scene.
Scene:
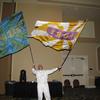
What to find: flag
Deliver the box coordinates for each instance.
[0,11,29,58]
[31,20,86,51]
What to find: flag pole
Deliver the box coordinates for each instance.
[29,45,34,65]
[28,36,36,68]
[61,49,71,67]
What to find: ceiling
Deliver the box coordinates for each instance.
[0,0,100,7]
[36,0,100,22]
[0,0,100,26]
[0,0,100,9]
[0,0,100,22]
[0,0,100,21]
[38,0,100,8]
[0,0,100,42]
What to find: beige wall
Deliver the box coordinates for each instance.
[11,3,63,81]
[71,42,99,85]
[11,3,100,86]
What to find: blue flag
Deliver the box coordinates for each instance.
[0,11,29,58]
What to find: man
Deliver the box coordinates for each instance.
[32,64,61,100]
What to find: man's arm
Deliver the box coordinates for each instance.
[46,68,58,75]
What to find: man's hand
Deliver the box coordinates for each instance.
[58,67,62,71]
[32,64,36,69]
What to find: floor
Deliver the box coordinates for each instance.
[1,88,100,100]
[0,95,62,100]
[0,95,100,100]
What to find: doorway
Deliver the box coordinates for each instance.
[62,55,89,87]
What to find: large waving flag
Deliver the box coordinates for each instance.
[0,11,29,58]
[31,20,86,51]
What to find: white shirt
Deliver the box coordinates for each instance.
[32,68,58,84]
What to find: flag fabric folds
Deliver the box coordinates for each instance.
[31,20,86,51]
[0,11,29,58]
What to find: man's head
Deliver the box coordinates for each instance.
[38,64,43,70]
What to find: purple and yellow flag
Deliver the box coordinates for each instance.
[31,20,86,51]
[0,11,29,58]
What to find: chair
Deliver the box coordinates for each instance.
[63,79,72,88]
[63,79,72,96]
[19,69,27,82]
[73,79,80,88]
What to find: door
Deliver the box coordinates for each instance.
[62,55,89,87]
